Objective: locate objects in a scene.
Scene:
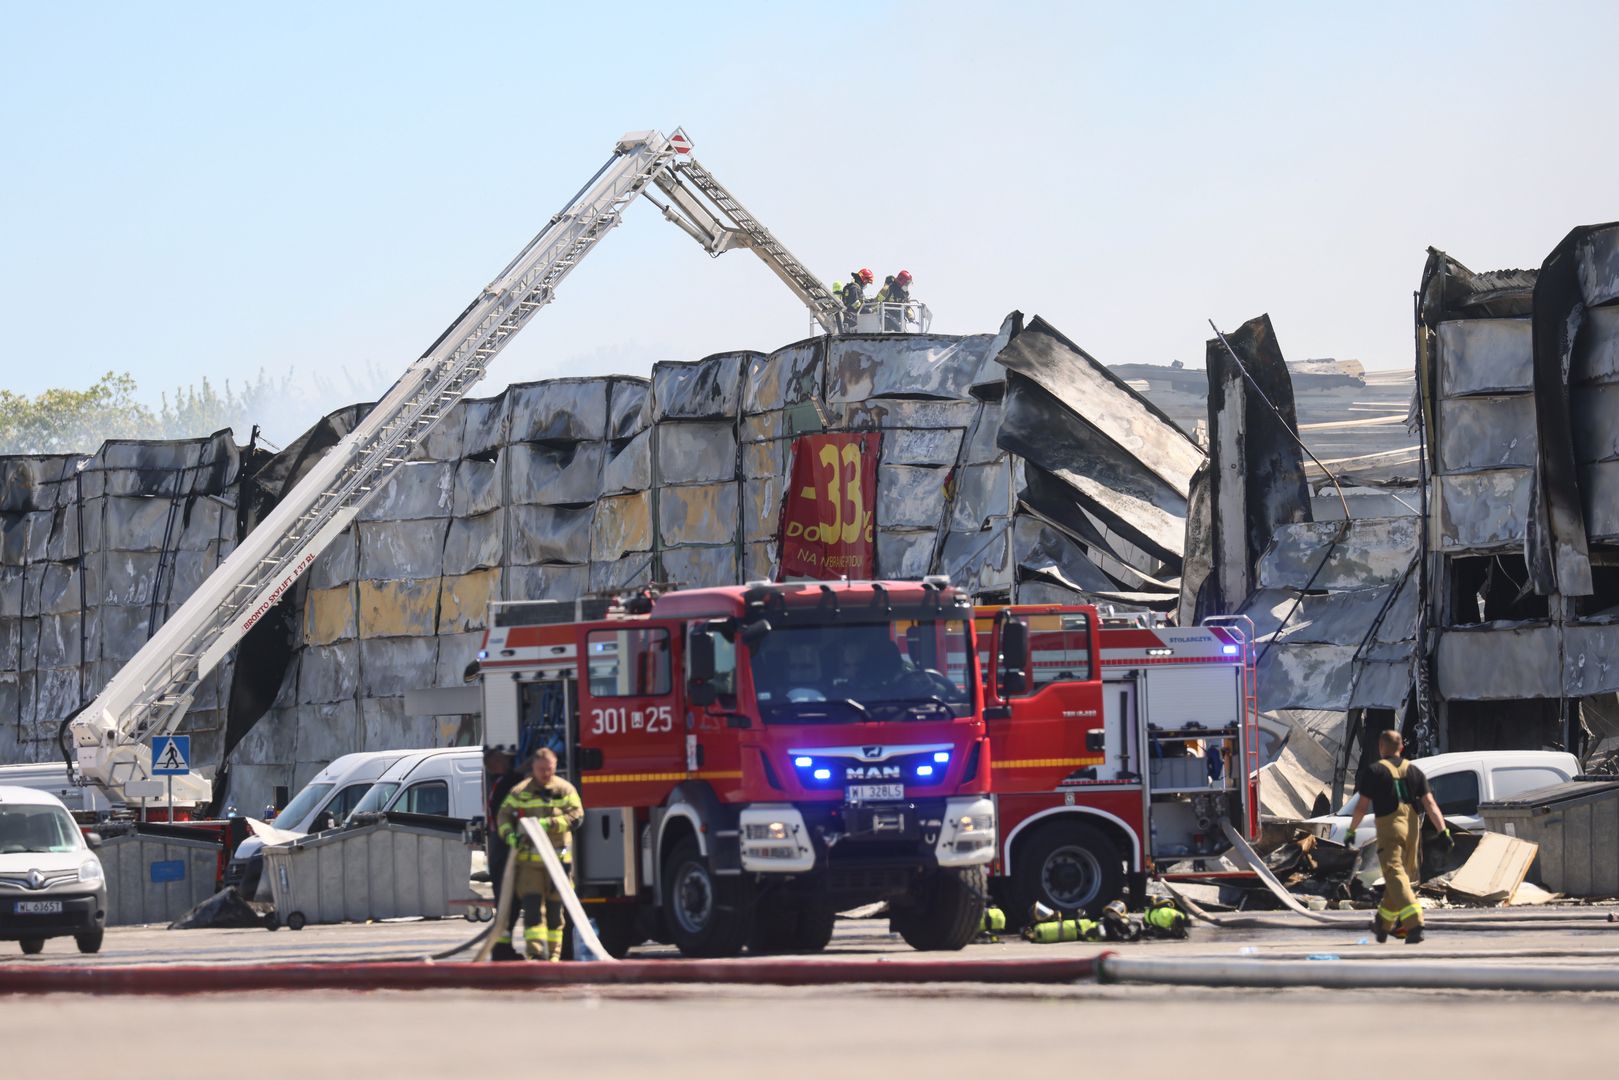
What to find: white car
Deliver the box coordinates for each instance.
[0,786,107,955]
[1303,750,1579,848]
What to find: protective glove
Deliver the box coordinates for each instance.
[1343,827,1357,847]
[1439,827,1454,853]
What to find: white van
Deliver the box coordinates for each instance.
[1305,750,1580,847]
[0,763,117,816]
[344,748,484,822]
[0,785,107,955]
[225,749,416,896]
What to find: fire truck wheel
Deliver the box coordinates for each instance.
[663,837,755,958]
[749,899,837,954]
[1015,822,1123,920]
[893,865,986,951]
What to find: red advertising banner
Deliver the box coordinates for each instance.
[777,433,879,580]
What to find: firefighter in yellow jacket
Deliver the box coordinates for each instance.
[495,748,584,960]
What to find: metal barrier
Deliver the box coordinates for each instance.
[98,831,220,926]
[262,815,475,929]
[849,300,932,334]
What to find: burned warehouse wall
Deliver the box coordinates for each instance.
[2,318,1193,812]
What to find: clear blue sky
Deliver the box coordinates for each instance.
[3,2,1616,440]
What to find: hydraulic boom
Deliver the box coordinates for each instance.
[66,128,841,806]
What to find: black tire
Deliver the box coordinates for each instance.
[286,912,307,931]
[75,930,103,954]
[592,906,644,959]
[662,836,754,958]
[749,899,836,955]
[893,865,986,951]
[1013,822,1124,922]
[19,937,45,956]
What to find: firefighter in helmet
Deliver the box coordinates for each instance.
[875,270,915,330]
[839,268,875,313]
[495,748,584,960]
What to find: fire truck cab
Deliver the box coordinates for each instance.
[976,604,1258,921]
[477,579,995,957]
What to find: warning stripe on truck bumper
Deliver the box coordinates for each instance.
[992,757,1105,769]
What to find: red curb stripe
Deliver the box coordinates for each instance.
[0,956,1104,995]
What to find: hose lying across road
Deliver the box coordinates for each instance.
[1096,955,1619,993]
[1184,821,1619,932]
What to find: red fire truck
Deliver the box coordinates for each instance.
[475,578,996,957]
[975,605,1258,921]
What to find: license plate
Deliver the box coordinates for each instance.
[847,784,905,804]
[14,900,62,914]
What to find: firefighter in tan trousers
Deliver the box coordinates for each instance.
[1345,730,1452,944]
[495,748,584,960]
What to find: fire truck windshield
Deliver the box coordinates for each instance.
[747,619,974,723]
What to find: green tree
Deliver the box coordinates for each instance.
[0,372,157,455]
[158,369,290,439]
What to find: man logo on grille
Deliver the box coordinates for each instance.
[862,746,882,759]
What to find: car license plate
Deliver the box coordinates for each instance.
[14,900,62,915]
[847,784,905,804]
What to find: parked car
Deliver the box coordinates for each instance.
[0,785,107,955]
[224,749,416,898]
[1303,750,1580,848]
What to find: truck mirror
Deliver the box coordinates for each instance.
[688,630,716,681]
[1003,669,1029,695]
[1001,619,1030,671]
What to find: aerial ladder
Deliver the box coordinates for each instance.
[65,128,845,807]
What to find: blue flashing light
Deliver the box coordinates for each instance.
[794,756,813,768]
[916,764,935,778]
[1222,644,1240,656]
[812,768,832,781]
[932,751,950,763]
[477,650,488,660]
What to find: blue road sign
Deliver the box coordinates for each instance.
[151,735,191,775]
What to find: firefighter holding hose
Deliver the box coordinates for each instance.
[1345,730,1452,944]
[495,748,584,960]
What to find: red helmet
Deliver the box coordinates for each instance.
[857,267,874,285]
[895,269,913,286]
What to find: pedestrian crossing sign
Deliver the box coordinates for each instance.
[151,735,191,775]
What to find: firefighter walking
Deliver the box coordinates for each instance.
[495,748,584,960]
[1346,730,1452,944]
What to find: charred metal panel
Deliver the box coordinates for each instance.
[1437,624,1562,700]
[589,555,655,594]
[1013,517,1120,593]
[659,482,739,547]
[357,461,455,522]
[743,541,776,583]
[950,462,1012,532]
[356,578,439,639]
[741,429,782,481]
[877,466,949,529]
[1570,383,1619,463]
[303,585,355,646]
[434,632,484,686]
[307,534,357,590]
[1419,250,1537,323]
[998,374,1187,564]
[1577,227,1619,307]
[962,400,1004,466]
[591,492,652,561]
[410,400,466,464]
[506,378,610,444]
[507,505,592,566]
[509,441,605,506]
[298,642,359,704]
[506,563,590,602]
[743,339,822,413]
[1436,396,1539,472]
[608,378,651,441]
[877,428,964,467]
[661,545,737,590]
[442,511,502,576]
[826,335,997,403]
[743,477,782,544]
[1571,305,1619,385]
[358,636,443,698]
[358,519,448,580]
[940,520,1012,594]
[652,353,749,420]
[1581,461,1619,540]
[876,530,935,579]
[452,458,502,518]
[601,430,651,495]
[1255,518,1417,591]
[438,568,500,634]
[996,316,1202,492]
[1563,622,1619,697]
[845,399,977,434]
[1437,319,1534,396]
[655,422,737,486]
[294,700,361,766]
[1435,470,1532,551]
[461,398,508,460]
